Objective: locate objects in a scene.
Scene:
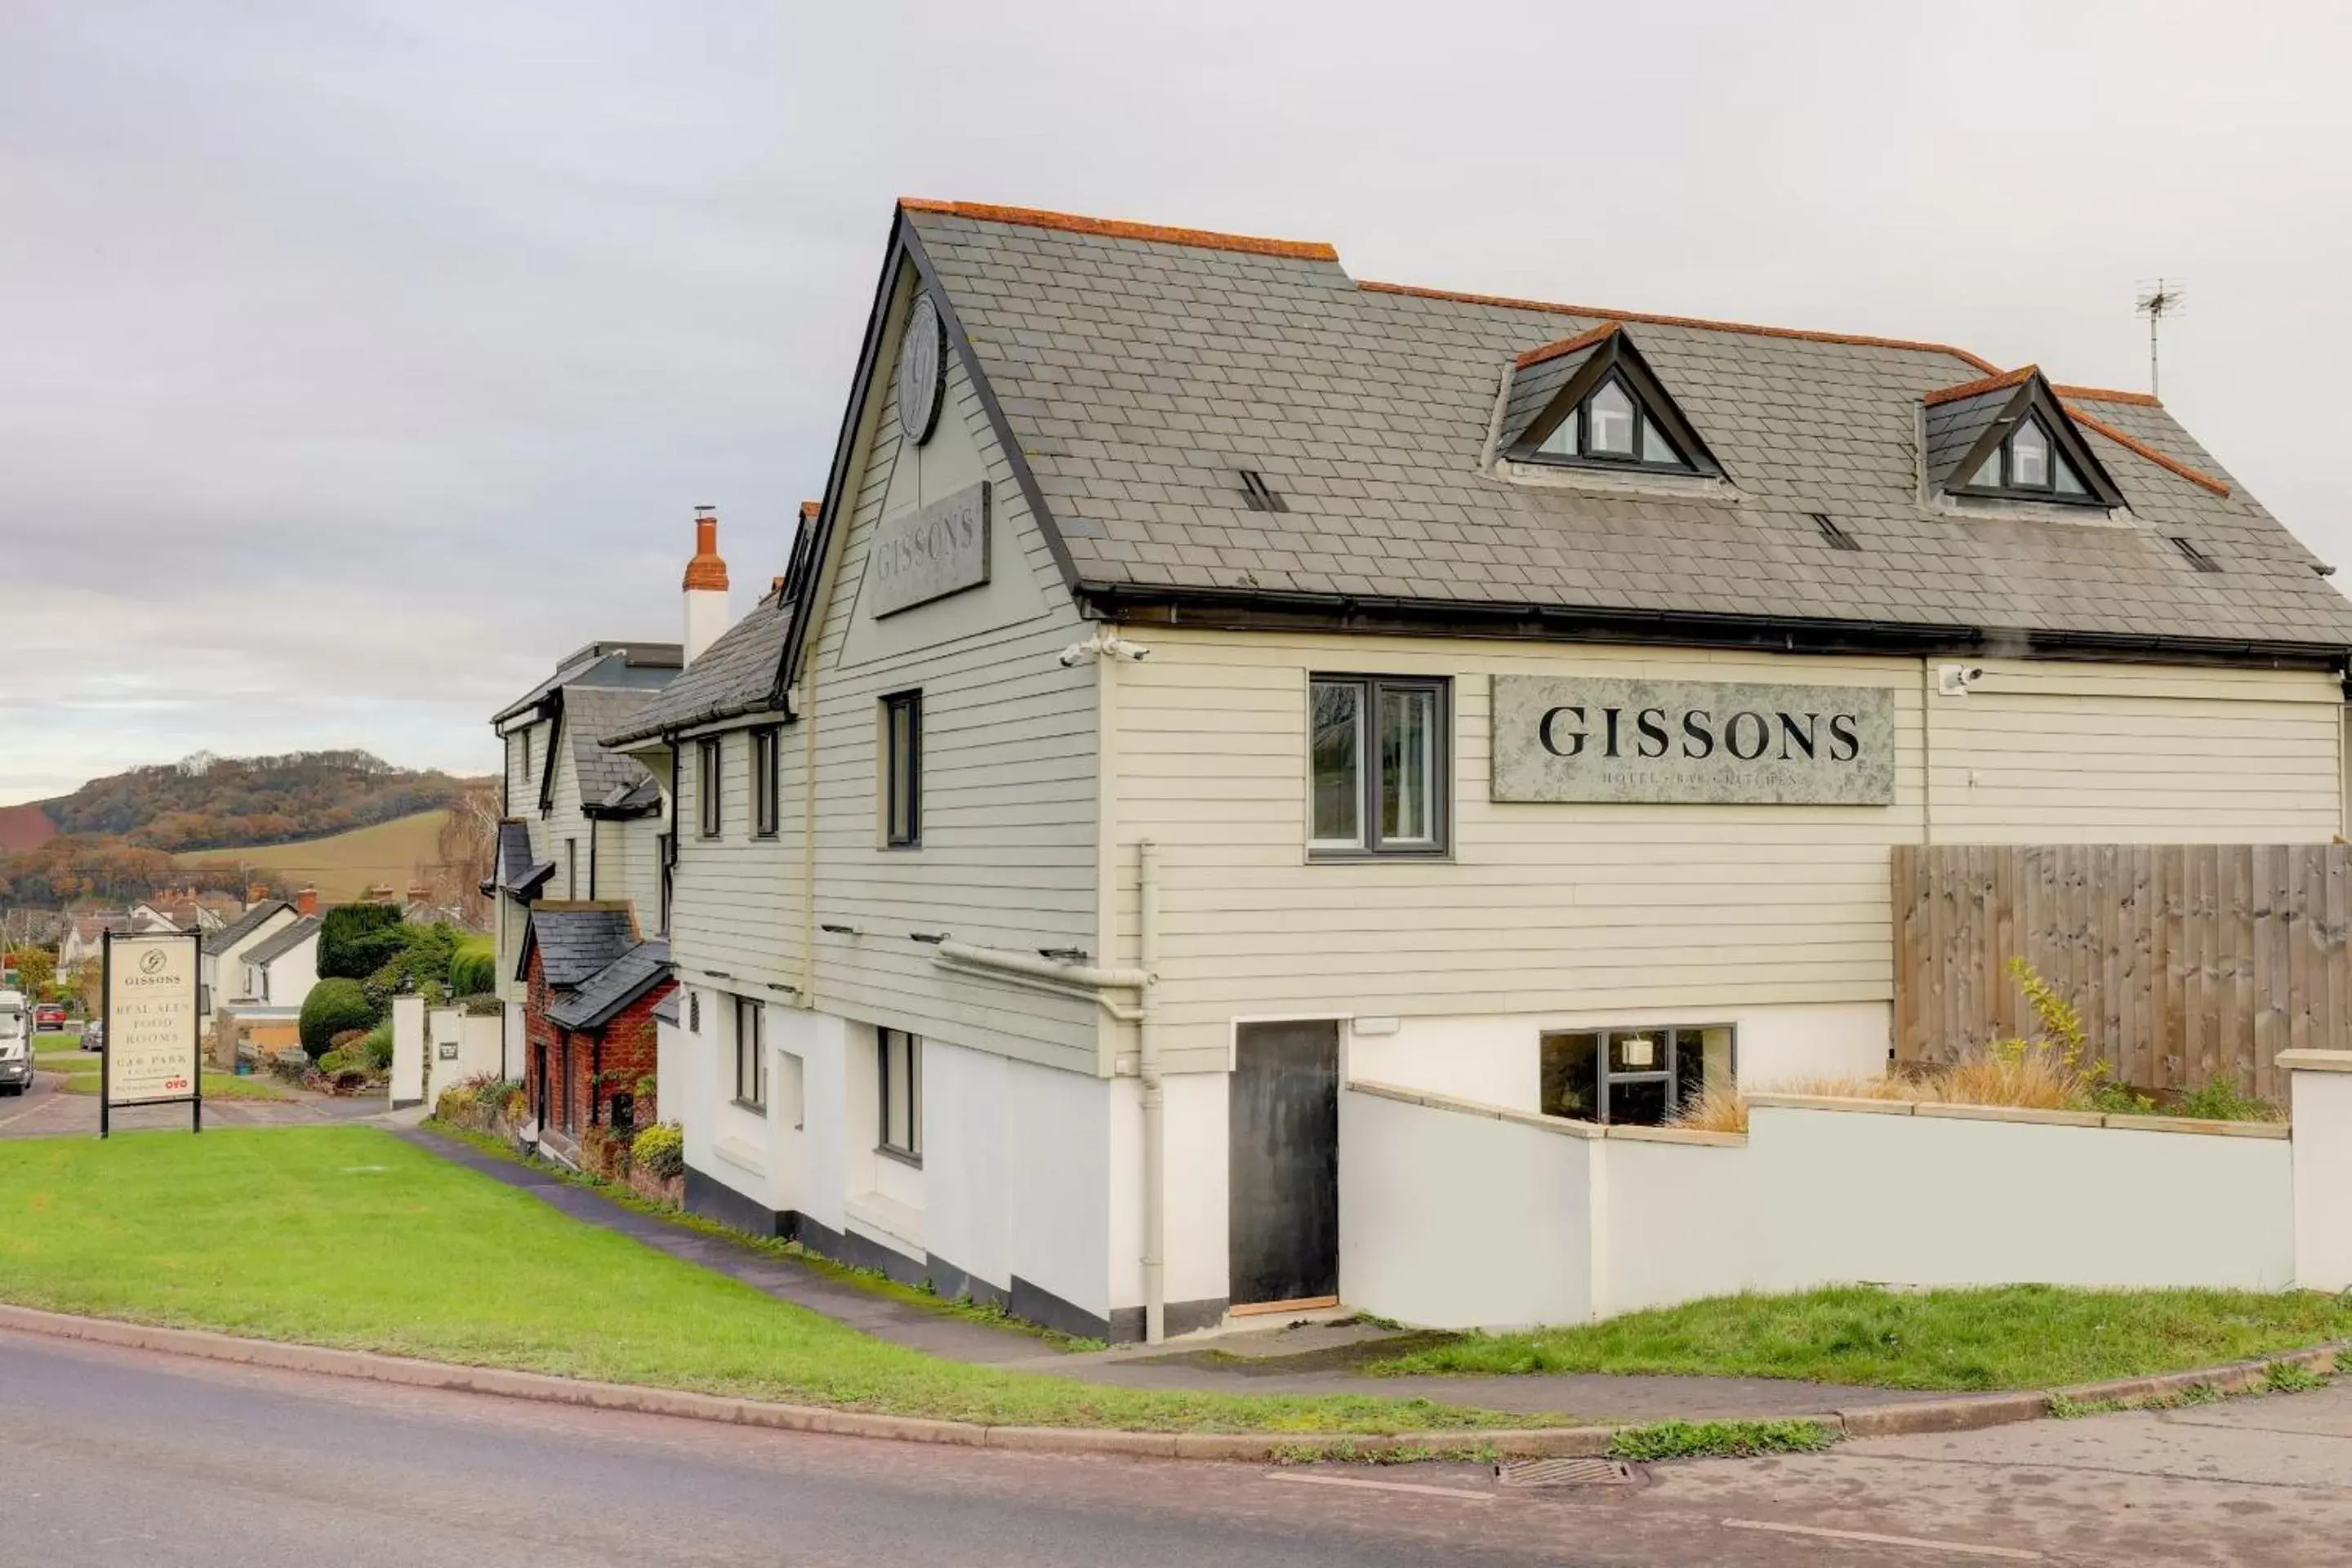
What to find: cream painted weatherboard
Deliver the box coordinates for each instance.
[1103,629,2345,1073]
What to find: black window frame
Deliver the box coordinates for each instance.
[1539,1023,1736,1126]
[696,737,722,839]
[564,838,577,900]
[881,691,922,849]
[732,993,765,1111]
[751,726,782,839]
[1951,405,2115,510]
[878,1027,921,1162]
[1307,674,1451,860]
[656,831,674,934]
[1536,373,1693,472]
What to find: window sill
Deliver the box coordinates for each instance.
[845,1190,925,1254]
[876,1143,923,1169]
[1306,847,1453,863]
[729,1098,767,1116]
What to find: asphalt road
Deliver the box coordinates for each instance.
[6,1327,2350,1566]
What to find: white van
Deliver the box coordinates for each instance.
[0,989,29,1095]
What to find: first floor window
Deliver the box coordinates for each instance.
[881,692,921,848]
[657,833,674,934]
[1308,675,1447,855]
[1540,1025,1733,1126]
[878,1027,921,1160]
[733,994,765,1110]
[564,838,577,899]
[697,738,723,837]
[752,727,781,837]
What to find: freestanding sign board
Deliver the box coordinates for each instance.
[101,929,202,1137]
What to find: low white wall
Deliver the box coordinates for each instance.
[2288,1057,2352,1292]
[1339,1086,1595,1330]
[423,1010,504,1107]
[1344,1083,2299,1329]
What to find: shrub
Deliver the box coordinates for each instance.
[360,1022,394,1071]
[318,904,408,980]
[2174,1078,2286,1124]
[633,1121,685,1181]
[298,978,375,1058]
[363,922,463,1013]
[448,938,497,998]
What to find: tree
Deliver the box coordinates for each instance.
[298,978,375,1058]
[4,946,56,999]
[318,903,408,980]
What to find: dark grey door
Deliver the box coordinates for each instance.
[1228,1020,1340,1306]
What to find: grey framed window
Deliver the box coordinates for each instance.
[656,832,674,934]
[733,994,765,1111]
[882,692,921,849]
[878,1027,921,1160]
[751,727,781,838]
[1539,1025,1735,1126]
[564,838,577,900]
[1962,413,2092,500]
[697,738,722,839]
[1308,675,1448,857]
[1536,374,1687,469]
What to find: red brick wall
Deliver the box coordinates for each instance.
[521,949,671,1137]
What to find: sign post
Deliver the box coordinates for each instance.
[100,929,202,1138]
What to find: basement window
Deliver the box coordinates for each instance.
[1539,1025,1734,1126]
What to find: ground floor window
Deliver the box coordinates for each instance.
[733,995,765,1110]
[878,1027,921,1160]
[1539,1025,1733,1126]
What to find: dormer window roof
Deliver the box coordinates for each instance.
[1926,367,2125,509]
[1499,323,1722,478]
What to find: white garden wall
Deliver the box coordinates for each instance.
[1342,1080,2301,1330]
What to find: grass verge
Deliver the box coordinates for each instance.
[40,1054,286,1102]
[1374,1284,2352,1392]
[1609,1418,1838,1462]
[0,1126,1555,1435]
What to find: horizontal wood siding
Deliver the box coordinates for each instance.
[1894,843,2352,1098]
[804,298,1097,1072]
[1111,632,2343,1072]
[671,726,806,992]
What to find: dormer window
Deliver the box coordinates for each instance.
[1526,364,1704,473]
[1927,368,2125,510]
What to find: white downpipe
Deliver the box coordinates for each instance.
[1138,837,1164,1344]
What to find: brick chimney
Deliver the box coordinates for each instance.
[296,887,319,918]
[683,506,730,664]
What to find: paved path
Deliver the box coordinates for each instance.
[12,1324,2348,1565]
[398,1125,1917,1422]
[0,1067,390,1140]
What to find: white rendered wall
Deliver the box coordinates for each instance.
[1339,1088,1596,1330]
[1343,1085,2296,1329]
[390,995,425,1107]
[924,1040,1009,1294]
[423,1010,504,1107]
[782,1007,849,1236]
[655,1018,685,1129]
[1107,1070,1229,1316]
[1344,1000,1890,1116]
[1009,1058,1113,1321]
[2289,1064,2352,1291]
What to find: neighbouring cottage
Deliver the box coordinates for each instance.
[197,895,300,1014]
[485,632,684,1166]
[581,199,2352,1341]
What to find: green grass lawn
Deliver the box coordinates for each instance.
[1374,1285,2352,1392]
[0,1127,1536,1434]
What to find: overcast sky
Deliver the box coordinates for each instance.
[7,0,2350,805]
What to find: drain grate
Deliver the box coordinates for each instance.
[1494,1456,1636,1489]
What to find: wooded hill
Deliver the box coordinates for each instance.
[37,751,480,853]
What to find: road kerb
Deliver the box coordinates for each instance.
[2,1303,2335,1461]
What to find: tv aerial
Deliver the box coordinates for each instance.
[2135,278,2185,399]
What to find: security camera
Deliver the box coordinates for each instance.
[1936,664,1985,697]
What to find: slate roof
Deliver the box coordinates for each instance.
[545,939,672,1032]
[199,900,292,956]
[558,686,658,806]
[602,597,793,746]
[492,641,682,728]
[244,915,320,969]
[492,822,555,900]
[898,203,2352,652]
[652,990,680,1027]
[519,906,638,988]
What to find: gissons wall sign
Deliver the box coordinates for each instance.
[100,928,203,1136]
[869,480,991,617]
[1490,675,1896,805]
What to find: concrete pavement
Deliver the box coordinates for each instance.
[7,1325,2345,1564]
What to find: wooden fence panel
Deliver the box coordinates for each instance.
[1892,843,2352,1092]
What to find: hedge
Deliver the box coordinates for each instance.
[298,978,376,1058]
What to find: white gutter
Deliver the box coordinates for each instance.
[925,836,1167,1343]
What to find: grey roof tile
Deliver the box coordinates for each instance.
[557,686,657,804]
[603,599,793,745]
[544,939,671,1031]
[199,900,292,956]
[905,208,2352,649]
[244,915,320,969]
[520,906,638,989]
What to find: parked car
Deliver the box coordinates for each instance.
[0,990,29,1095]
[81,1022,105,1054]
[33,1003,66,1032]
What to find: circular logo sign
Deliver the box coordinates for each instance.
[139,948,168,976]
[897,292,944,446]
